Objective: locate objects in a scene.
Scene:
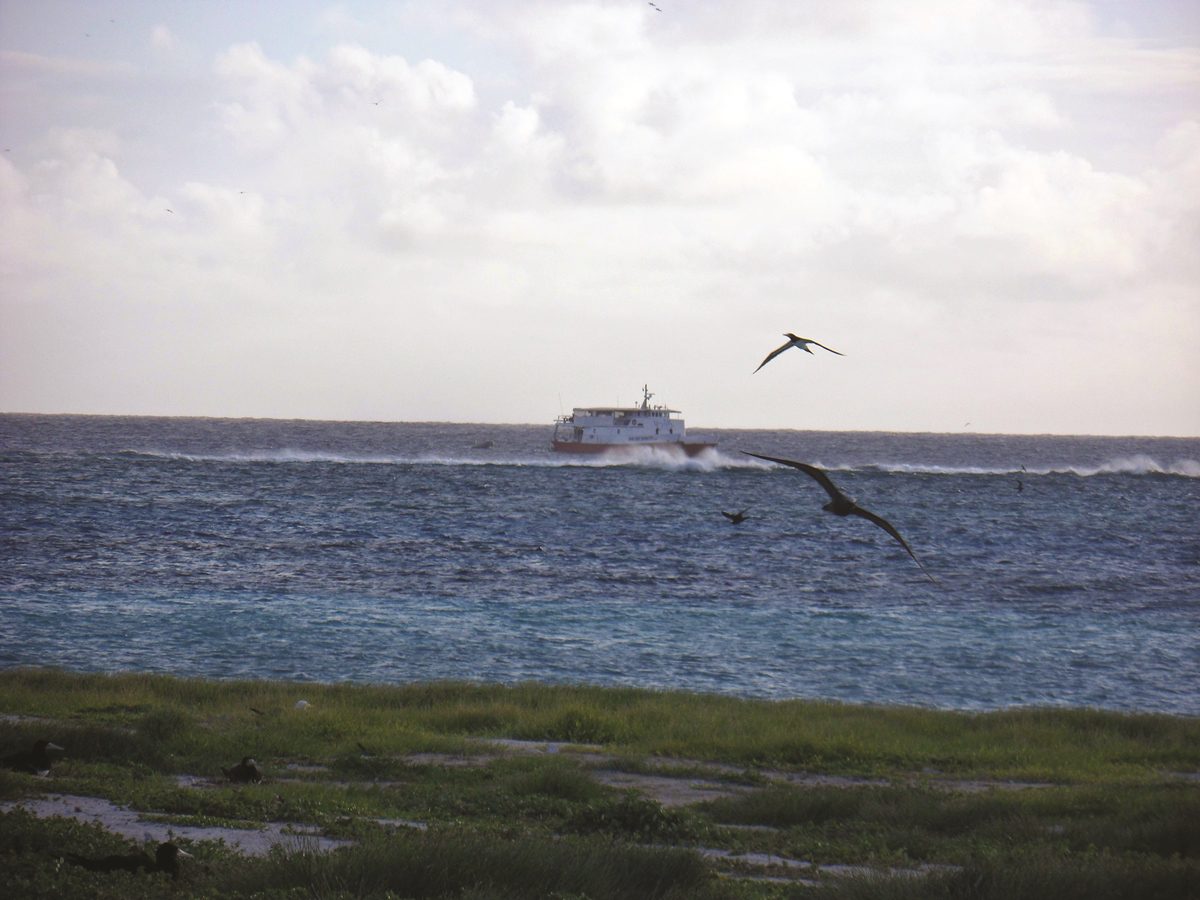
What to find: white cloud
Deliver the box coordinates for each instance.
[150,24,180,55]
[0,1,1197,432]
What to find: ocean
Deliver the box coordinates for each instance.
[1,414,1197,715]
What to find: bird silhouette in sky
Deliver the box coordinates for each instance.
[744,451,934,580]
[754,333,844,372]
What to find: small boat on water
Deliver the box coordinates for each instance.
[552,385,716,456]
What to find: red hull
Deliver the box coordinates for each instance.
[551,440,716,457]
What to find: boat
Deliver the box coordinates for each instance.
[551,385,716,456]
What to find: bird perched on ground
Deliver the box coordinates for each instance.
[743,452,934,581]
[2,739,64,775]
[64,841,191,878]
[754,333,844,372]
[222,756,263,783]
[721,508,750,524]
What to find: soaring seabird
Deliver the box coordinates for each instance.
[65,842,191,878]
[721,508,750,524]
[2,739,64,775]
[744,452,934,580]
[754,333,843,372]
[222,756,264,783]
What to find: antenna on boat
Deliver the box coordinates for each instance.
[641,384,653,410]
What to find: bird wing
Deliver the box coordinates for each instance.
[847,506,914,558]
[847,507,936,581]
[808,340,844,356]
[753,339,794,373]
[742,452,845,503]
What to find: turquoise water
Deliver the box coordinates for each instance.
[2,415,1197,713]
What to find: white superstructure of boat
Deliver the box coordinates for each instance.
[551,386,716,456]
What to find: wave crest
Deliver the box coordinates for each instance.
[82,448,1200,478]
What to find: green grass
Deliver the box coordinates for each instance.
[1,667,1198,899]
[3,667,1198,779]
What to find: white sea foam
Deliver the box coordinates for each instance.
[812,456,1200,478]
[113,448,1199,477]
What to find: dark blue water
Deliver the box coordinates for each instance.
[2,414,1198,713]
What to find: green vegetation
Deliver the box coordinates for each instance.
[1,668,1197,898]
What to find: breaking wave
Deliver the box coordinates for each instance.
[818,456,1200,478]
[41,448,1200,478]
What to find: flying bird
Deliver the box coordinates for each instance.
[721,508,750,524]
[754,333,843,373]
[743,452,934,580]
[64,842,191,878]
[222,756,263,783]
[2,739,64,775]
[648,2,662,10]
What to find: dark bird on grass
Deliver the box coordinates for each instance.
[721,508,750,524]
[65,841,191,878]
[222,756,263,783]
[743,452,934,580]
[754,333,843,372]
[2,739,64,775]
[249,706,265,716]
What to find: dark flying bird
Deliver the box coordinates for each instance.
[248,706,265,716]
[222,756,263,783]
[65,841,191,878]
[2,739,64,775]
[754,333,843,372]
[721,508,750,524]
[743,452,934,580]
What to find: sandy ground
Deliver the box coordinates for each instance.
[0,792,352,855]
[2,735,1065,883]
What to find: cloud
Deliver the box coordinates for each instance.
[0,1,1197,431]
[149,24,180,55]
[0,49,136,81]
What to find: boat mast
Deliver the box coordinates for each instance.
[640,385,653,410]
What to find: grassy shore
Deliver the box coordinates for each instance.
[1,668,1197,898]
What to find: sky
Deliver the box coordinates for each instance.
[1,1,1198,435]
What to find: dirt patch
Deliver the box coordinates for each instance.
[0,793,352,855]
[591,770,749,807]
